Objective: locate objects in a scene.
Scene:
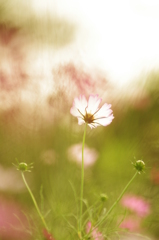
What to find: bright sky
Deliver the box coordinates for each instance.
[30,0,159,88]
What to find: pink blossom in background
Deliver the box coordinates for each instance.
[53,63,110,98]
[120,216,141,232]
[86,221,104,240]
[67,143,98,168]
[121,195,150,218]
[0,198,30,240]
[0,24,29,111]
[70,94,114,129]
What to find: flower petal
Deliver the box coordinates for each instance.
[70,95,87,117]
[93,116,114,126]
[75,95,88,114]
[93,103,114,126]
[94,103,113,118]
[70,105,81,117]
[78,118,85,125]
[88,123,99,129]
[86,95,102,114]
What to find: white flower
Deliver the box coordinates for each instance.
[70,94,114,129]
[67,143,98,168]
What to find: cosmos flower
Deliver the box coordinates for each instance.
[120,216,141,231]
[67,143,98,168]
[70,94,114,129]
[121,194,150,218]
[86,221,104,240]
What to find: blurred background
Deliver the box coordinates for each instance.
[0,0,159,239]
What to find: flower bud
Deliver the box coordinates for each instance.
[19,163,28,172]
[100,193,108,202]
[13,160,33,172]
[133,160,145,174]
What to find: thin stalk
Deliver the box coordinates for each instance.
[95,171,138,228]
[21,172,49,231]
[78,124,87,238]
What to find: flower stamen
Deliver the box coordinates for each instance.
[92,107,101,116]
[84,112,94,124]
[92,116,108,121]
[77,109,85,118]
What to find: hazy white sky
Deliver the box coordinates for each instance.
[31,0,159,87]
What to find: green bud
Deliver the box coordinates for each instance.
[19,162,28,172]
[100,193,108,202]
[13,159,33,172]
[133,160,145,174]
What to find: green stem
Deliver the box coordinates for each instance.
[79,124,87,237]
[97,202,104,218]
[21,172,49,231]
[95,171,138,228]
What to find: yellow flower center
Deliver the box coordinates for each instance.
[84,112,94,123]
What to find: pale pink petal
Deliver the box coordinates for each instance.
[86,221,92,233]
[70,105,81,117]
[87,95,102,114]
[88,123,99,129]
[120,217,141,231]
[94,103,112,118]
[78,118,85,125]
[86,221,104,240]
[121,195,150,217]
[74,95,88,115]
[93,114,114,126]
[70,95,87,117]
[92,229,104,240]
